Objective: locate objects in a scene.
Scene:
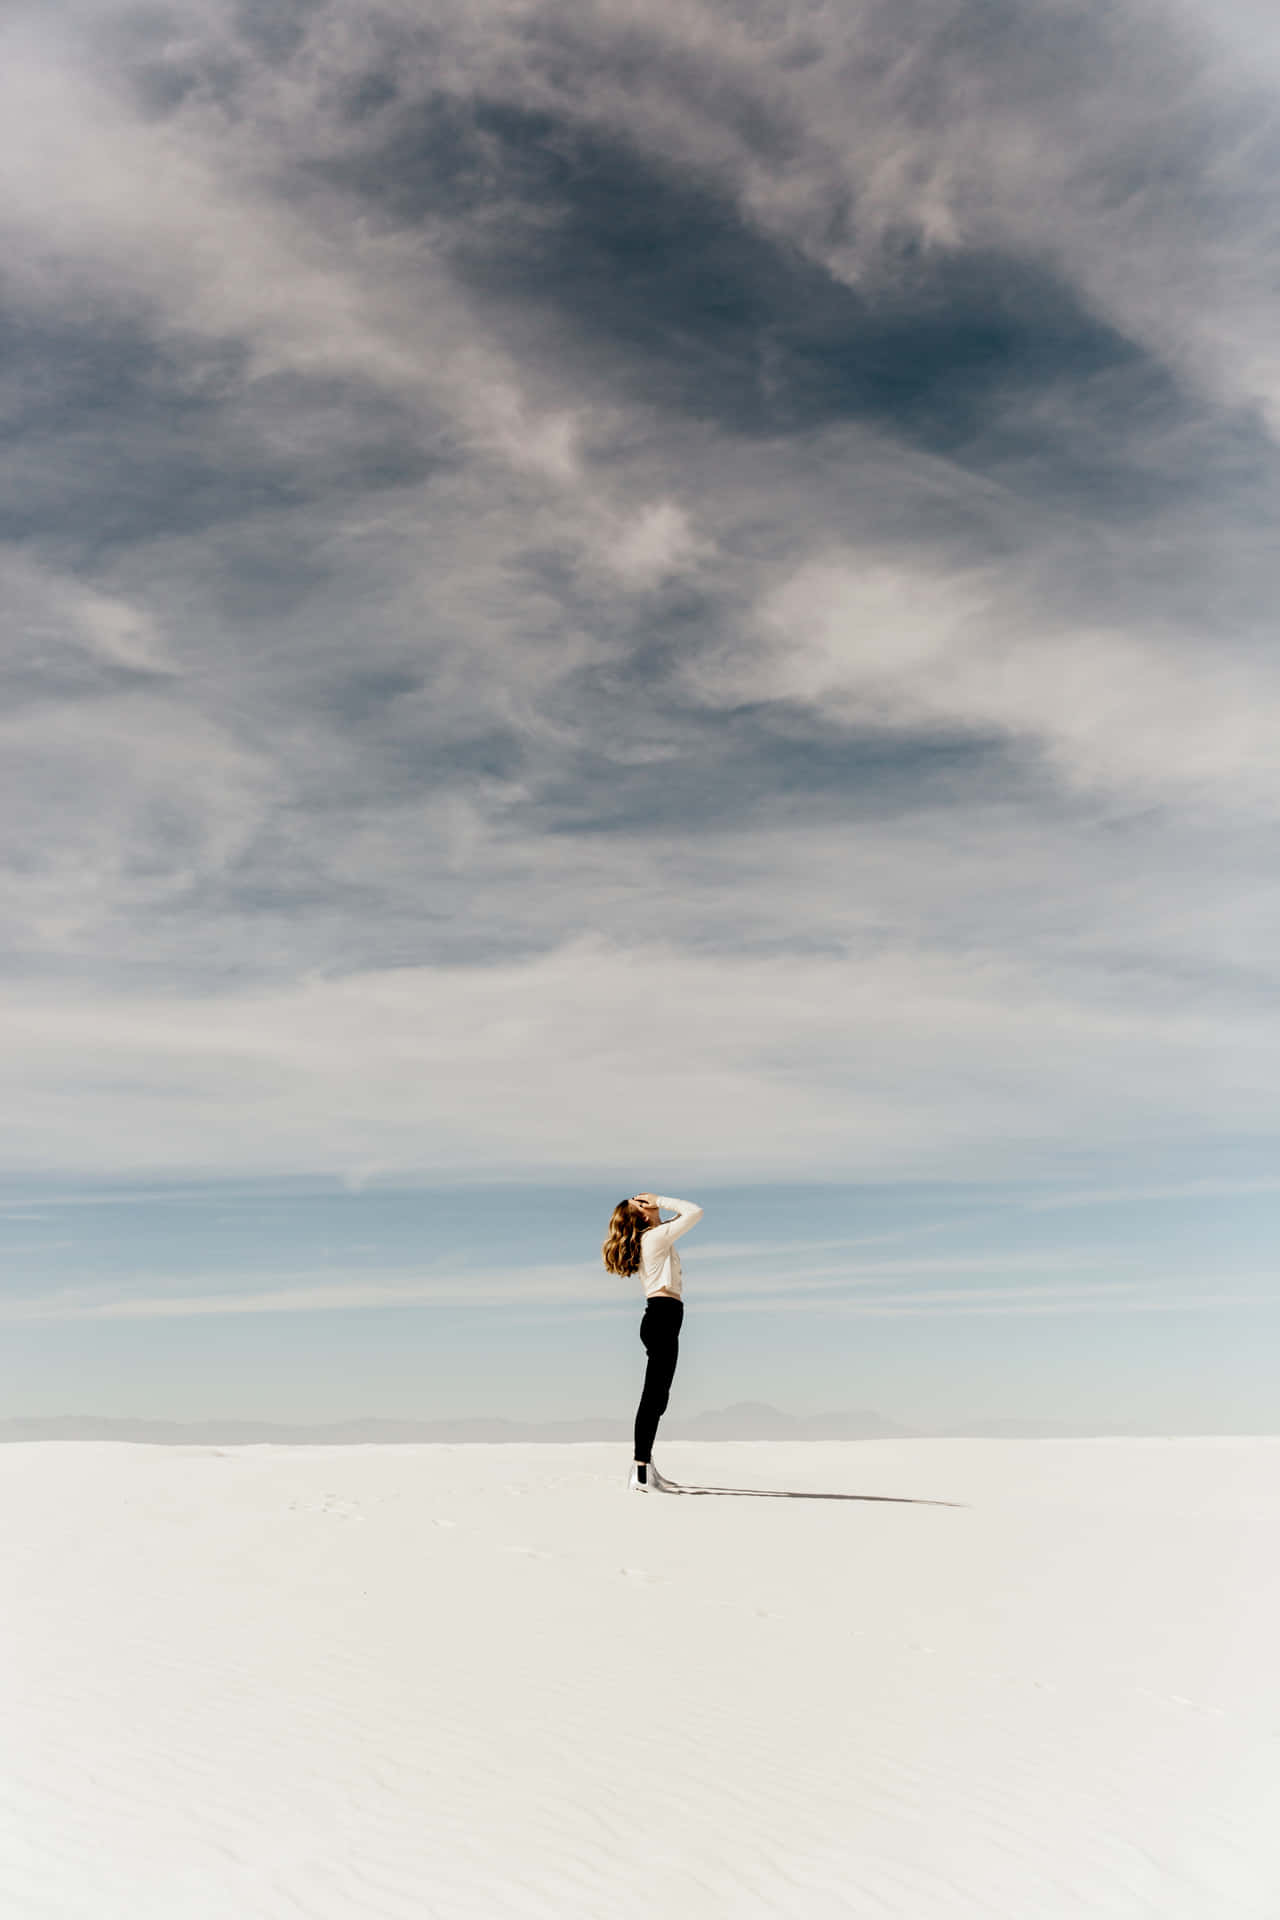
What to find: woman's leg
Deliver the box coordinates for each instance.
[634,1301,683,1464]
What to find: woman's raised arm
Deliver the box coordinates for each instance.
[645,1196,703,1252]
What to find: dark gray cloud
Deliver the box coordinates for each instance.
[451,117,1145,442]
[297,62,1269,520]
[0,308,447,559]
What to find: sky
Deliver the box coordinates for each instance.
[1,0,1277,1430]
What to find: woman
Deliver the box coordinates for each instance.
[601,1191,704,1492]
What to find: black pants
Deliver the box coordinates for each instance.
[634,1296,684,1463]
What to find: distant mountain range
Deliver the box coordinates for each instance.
[0,1402,1156,1443]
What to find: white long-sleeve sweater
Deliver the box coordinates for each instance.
[638,1196,703,1300]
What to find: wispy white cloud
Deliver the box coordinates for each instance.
[704,1282,1280,1318]
[4,1261,1270,1323]
[0,1263,602,1321]
[1020,1175,1280,1212]
[0,931,1274,1179]
[689,548,1280,808]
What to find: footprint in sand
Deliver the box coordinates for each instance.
[290,1495,363,1521]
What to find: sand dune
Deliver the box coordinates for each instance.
[2,1439,1276,1917]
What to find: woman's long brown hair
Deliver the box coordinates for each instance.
[602,1199,648,1277]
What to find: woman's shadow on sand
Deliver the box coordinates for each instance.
[666,1480,966,1506]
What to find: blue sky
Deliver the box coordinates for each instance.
[3,1174,1277,1430]
[1,0,1277,1429]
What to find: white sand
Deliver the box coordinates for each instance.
[1,1439,1277,1918]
